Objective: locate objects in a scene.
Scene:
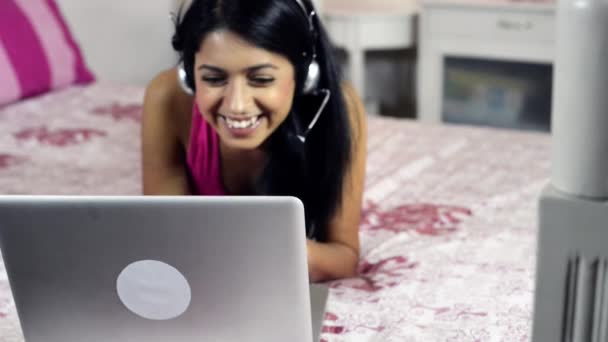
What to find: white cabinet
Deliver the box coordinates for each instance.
[417,0,556,122]
[323,1,418,113]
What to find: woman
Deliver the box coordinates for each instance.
[141,0,367,282]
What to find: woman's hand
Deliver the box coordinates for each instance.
[307,239,359,283]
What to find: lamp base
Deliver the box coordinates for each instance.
[533,186,608,341]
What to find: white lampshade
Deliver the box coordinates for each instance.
[551,0,608,198]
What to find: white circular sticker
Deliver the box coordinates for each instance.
[116,260,192,320]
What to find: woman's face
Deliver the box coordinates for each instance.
[194,29,296,150]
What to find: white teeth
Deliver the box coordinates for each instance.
[224,115,260,129]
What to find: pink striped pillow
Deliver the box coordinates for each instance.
[0,0,94,106]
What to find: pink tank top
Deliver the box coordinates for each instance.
[186,105,226,195]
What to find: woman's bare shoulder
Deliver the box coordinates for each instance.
[141,68,193,195]
[145,68,193,112]
[143,67,194,143]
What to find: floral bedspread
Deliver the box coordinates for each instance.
[0,83,551,341]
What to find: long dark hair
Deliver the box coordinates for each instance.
[172,0,352,241]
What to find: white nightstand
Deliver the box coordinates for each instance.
[417,0,556,122]
[323,2,418,114]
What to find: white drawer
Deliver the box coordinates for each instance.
[427,7,555,43]
[325,14,416,50]
[360,16,415,49]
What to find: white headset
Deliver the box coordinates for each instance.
[293,0,321,94]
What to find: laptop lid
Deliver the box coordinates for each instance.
[0,196,313,342]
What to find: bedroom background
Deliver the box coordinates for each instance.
[0,0,561,341]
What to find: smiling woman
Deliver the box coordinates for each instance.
[195,30,297,150]
[141,0,367,282]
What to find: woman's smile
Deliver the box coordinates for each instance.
[218,113,267,138]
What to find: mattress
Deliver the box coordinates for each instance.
[0,83,551,341]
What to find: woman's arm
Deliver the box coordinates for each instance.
[307,82,368,282]
[141,68,193,195]
[142,70,367,280]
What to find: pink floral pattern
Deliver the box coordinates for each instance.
[360,202,472,235]
[0,83,551,341]
[0,154,24,170]
[91,103,143,122]
[13,126,106,147]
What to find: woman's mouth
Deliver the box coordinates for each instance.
[218,114,265,137]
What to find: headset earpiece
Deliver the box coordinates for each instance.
[302,58,320,95]
[295,0,320,95]
[177,61,194,96]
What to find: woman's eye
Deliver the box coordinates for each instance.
[202,76,226,86]
[249,77,275,86]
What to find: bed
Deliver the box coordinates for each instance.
[0,82,551,341]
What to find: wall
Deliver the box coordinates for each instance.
[56,0,178,85]
[55,0,323,85]
[54,0,414,114]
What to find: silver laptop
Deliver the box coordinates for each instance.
[0,196,328,342]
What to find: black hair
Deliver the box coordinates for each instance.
[172,0,352,241]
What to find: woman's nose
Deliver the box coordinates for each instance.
[224,80,250,116]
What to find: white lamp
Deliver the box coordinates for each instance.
[532,2,608,340]
[551,0,608,199]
